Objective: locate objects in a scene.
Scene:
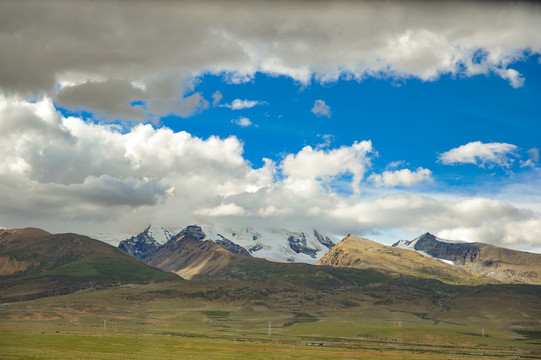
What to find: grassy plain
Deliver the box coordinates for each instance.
[1,280,540,359]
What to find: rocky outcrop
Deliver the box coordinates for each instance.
[177,225,206,240]
[118,226,161,260]
[215,234,251,257]
[314,230,335,249]
[288,233,319,258]
[249,244,263,252]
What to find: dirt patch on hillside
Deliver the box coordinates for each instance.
[0,256,36,276]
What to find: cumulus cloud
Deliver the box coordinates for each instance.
[369,167,432,187]
[1,96,540,252]
[1,1,538,121]
[495,68,525,89]
[437,215,541,249]
[311,100,331,118]
[328,195,532,235]
[232,116,252,127]
[55,77,209,122]
[281,141,373,195]
[0,96,273,231]
[222,99,267,110]
[439,141,518,168]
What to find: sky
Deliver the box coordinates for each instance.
[1,0,540,251]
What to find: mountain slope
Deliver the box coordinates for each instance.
[0,228,179,301]
[318,234,492,285]
[144,231,394,288]
[145,234,240,279]
[394,233,541,284]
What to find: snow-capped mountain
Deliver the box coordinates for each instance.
[392,232,541,284]
[392,232,465,265]
[118,225,181,260]
[119,224,338,264]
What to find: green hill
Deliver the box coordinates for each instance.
[0,228,180,301]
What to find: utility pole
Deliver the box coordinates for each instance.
[104,319,107,329]
[268,321,271,336]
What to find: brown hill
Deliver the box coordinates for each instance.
[0,227,178,301]
[318,234,492,285]
[145,235,240,279]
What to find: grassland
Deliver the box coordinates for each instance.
[1,280,540,359]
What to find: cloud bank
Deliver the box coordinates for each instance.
[1,1,540,121]
[1,1,540,252]
[1,96,540,251]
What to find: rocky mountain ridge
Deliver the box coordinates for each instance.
[318,234,490,285]
[393,232,541,284]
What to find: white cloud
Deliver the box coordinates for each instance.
[232,116,252,127]
[437,215,541,249]
[281,141,373,195]
[194,203,248,217]
[223,99,266,110]
[439,141,518,168]
[0,96,273,232]
[316,134,335,150]
[1,97,540,253]
[521,147,539,168]
[311,100,331,118]
[212,91,223,107]
[328,195,532,236]
[495,68,525,88]
[529,148,540,162]
[0,1,538,120]
[387,161,406,169]
[369,167,432,187]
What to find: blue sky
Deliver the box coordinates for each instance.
[1,0,540,251]
[164,56,541,195]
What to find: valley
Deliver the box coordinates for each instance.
[1,280,541,359]
[1,226,541,359]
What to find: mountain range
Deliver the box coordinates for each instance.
[118,224,337,263]
[2,224,541,304]
[118,224,541,285]
[2,226,540,358]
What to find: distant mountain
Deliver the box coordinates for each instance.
[118,225,181,260]
[145,231,395,289]
[393,233,541,285]
[318,234,491,285]
[119,224,337,263]
[145,234,242,279]
[0,227,179,301]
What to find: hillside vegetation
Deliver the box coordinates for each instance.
[0,228,179,301]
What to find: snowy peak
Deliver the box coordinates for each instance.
[392,232,465,250]
[119,224,338,264]
[118,226,162,260]
[177,225,206,240]
[195,226,337,263]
